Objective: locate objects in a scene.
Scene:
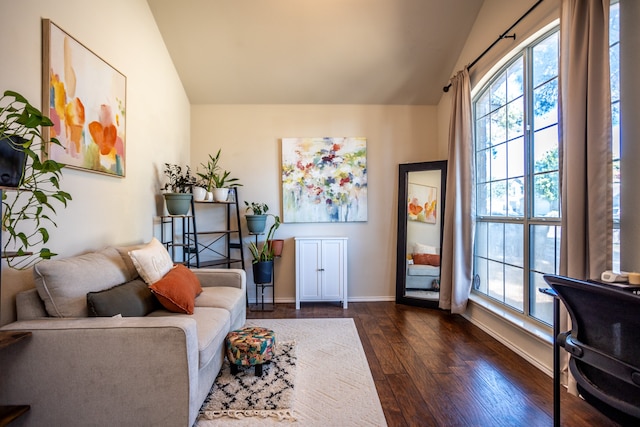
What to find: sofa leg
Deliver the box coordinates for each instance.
[255,363,263,376]
[230,363,239,374]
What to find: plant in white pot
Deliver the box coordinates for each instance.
[211,169,241,202]
[162,163,195,215]
[197,150,242,202]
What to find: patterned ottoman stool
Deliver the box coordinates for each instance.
[225,327,276,376]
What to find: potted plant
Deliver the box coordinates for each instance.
[211,169,242,202]
[0,90,72,269]
[247,214,281,283]
[196,151,220,202]
[197,150,242,202]
[162,163,196,215]
[244,201,269,234]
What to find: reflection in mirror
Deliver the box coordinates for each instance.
[396,161,447,308]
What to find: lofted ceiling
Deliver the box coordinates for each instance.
[147,0,484,105]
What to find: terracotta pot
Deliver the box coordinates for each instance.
[267,239,284,257]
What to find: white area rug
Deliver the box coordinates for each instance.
[199,341,297,421]
[196,318,387,426]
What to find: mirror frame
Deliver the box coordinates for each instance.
[396,160,447,308]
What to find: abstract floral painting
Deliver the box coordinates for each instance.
[282,137,367,223]
[408,183,437,224]
[42,19,126,177]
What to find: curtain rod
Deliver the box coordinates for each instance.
[442,0,545,93]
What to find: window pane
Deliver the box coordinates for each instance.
[491,143,507,181]
[612,103,620,158]
[610,2,619,45]
[474,256,488,294]
[610,43,619,103]
[490,181,508,216]
[476,148,490,183]
[531,224,560,273]
[533,172,559,217]
[508,178,524,216]
[506,58,524,102]
[530,272,553,324]
[491,107,507,145]
[532,32,558,88]
[533,126,558,173]
[476,115,491,150]
[507,137,524,178]
[475,222,488,257]
[487,222,504,262]
[477,91,491,118]
[488,260,504,301]
[533,79,558,130]
[477,183,490,216]
[505,223,523,267]
[507,97,524,140]
[505,265,524,311]
[491,74,507,110]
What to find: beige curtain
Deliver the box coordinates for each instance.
[558,0,612,393]
[440,68,475,314]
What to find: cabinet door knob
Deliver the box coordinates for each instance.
[318,268,325,271]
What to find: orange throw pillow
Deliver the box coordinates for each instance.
[149,264,203,314]
[412,253,440,267]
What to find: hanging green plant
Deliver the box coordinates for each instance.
[1,90,72,269]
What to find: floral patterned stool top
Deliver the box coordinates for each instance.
[225,327,276,376]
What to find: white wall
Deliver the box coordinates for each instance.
[0,0,190,324]
[190,104,441,303]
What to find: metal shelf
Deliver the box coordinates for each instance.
[160,188,245,271]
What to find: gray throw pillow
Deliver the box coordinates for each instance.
[87,279,160,317]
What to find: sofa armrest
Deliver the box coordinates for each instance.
[193,268,245,291]
[0,317,199,427]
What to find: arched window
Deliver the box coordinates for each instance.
[472,28,560,326]
[472,2,621,328]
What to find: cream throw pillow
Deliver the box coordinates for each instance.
[128,237,174,284]
[414,242,437,255]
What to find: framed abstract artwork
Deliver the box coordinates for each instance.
[408,183,437,224]
[282,137,368,223]
[42,19,126,177]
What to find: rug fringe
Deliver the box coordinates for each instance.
[200,409,296,421]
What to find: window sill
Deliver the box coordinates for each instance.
[467,293,554,346]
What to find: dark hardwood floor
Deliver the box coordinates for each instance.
[248,301,620,427]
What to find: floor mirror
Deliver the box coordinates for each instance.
[396,161,447,308]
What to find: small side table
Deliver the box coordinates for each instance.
[225,327,276,376]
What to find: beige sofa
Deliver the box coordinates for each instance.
[0,245,246,427]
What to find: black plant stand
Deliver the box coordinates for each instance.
[250,233,276,312]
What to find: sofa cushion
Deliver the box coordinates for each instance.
[195,287,245,329]
[148,307,231,368]
[128,238,174,284]
[412,253,440,266]
[87,278,160,317]
[150,265,203,314]
[33,247,132,318]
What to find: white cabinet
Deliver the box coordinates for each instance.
[295,237,348,309]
